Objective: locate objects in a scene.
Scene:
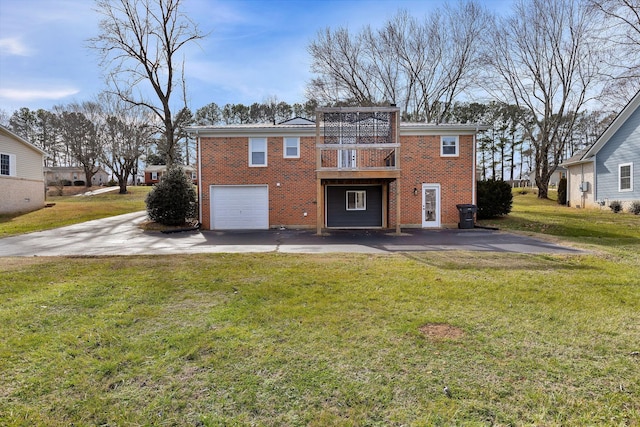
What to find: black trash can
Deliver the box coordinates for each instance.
[456,204,476,229]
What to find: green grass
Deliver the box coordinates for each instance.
[1,189,639,426]
[478,189,640,258]
[0,186,150,237]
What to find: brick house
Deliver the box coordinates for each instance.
[143,164,197,185]
[190,107,485,232]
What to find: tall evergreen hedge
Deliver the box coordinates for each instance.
[145,166,197,226]
[557,177,567,205]
[476,180,513,219]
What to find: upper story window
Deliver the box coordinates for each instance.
[284,137,300,159]
[619,163,633,192]
[441,136,459,157]
[0,153,16,176]
[249,137,267,167]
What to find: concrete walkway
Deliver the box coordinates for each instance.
[0,211,585,257]
[73,187,120,197]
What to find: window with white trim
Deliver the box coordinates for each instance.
[346,190,366,211]
[250,137,267,167]
[283,137,300,158]
[619,163,633,192]
[441,136,459,157]
[0,153,16,176]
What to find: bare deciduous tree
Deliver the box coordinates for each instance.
[89,0,205,165]
[307,1,490,122]
[589,0,640,107]
[55,102,104,188]
[99,92,152,193]
[486,0,603,199]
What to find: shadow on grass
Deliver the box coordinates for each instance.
[403,252,601,271]
[478,216,640,247]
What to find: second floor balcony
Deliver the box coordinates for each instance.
[315,106,401,179]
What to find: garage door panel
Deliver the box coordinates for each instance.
[210,185,269,230]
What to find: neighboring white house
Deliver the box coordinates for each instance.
[527,166,567,188]
[561,90,640,210]
[43,166,110,187]
[0,125,47,214]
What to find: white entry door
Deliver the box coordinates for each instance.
[422,183,441,228]
[210,185,269,230]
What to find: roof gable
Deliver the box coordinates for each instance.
[584,90,640,158]
[0,125,48,156]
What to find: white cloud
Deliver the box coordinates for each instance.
[0,87,80,101]
[0,37,32,56]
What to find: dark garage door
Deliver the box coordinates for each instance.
[326,185,382,227]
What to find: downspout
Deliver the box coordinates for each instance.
[196,130,203,226]
[580,163,584,208]
[472,126,478,205]
[592,155,597,206]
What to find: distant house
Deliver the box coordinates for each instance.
[144,164,197,185]
[44,166,110,187]
[561,90,640,210]
[0,125,47,214]
[527,166,567,188]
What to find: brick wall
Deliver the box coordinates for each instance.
[199,132,475,229]
[392,134,475,227]
[199,136,317,230]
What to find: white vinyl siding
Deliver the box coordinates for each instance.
[283,137,300,158]
[441,136,459,157]
[249,137,267,167]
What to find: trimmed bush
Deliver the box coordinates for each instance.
[609,200,622,213]
[629,201,640,215]
[476,180,513,219]
[557,177,567,205]
[145,166,197,226]
[73,180,85,186]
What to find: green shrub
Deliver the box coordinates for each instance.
[476,180,513,219]
[629,201,640,215]
[557,177,567,205]
[609,200,622,213]
[145,166,197,225]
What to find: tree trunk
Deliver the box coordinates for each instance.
[118,177,128,194]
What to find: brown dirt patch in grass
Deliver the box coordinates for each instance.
[419,323,465,340]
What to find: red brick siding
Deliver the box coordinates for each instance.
[391,135,474,226]
[199,136,317,230]
[199,132,475,229]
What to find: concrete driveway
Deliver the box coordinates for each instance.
[0,211,584,257]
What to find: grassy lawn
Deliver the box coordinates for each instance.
[0,186,150,237]
[1,190,639,426]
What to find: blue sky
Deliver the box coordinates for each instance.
[0,0,509,115]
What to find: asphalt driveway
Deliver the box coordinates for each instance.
[0,211,585,257]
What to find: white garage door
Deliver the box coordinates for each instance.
[210,185,269,230]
